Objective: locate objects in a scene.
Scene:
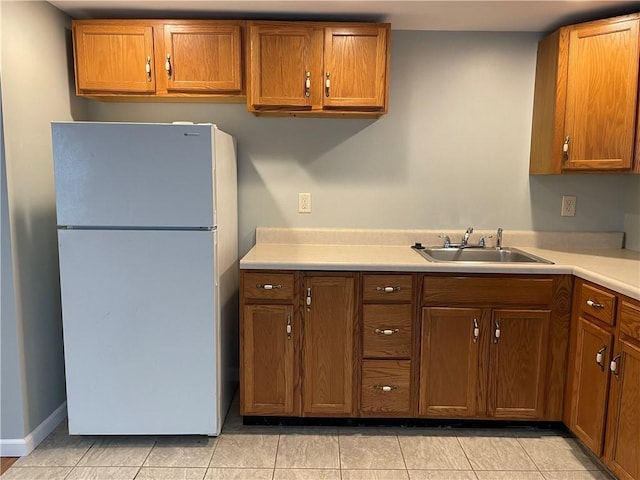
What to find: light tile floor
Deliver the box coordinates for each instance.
[2,396,615,480]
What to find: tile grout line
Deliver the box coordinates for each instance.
[61,432,98,480]
[454,434,480,480]
[132,437,158,480]
[271,432,281,480]
[394,433,409,477]
[514,435,546,475]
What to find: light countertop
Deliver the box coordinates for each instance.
[240,228,640,300]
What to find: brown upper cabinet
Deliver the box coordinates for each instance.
[73,20,244,99]
[529,13,640,173]
[247,21,390,117]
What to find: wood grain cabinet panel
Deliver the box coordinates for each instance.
[578,282,617,326]
[570,317,613,455]
[420,307,484,417]
[323,26,388,110]
[362,274,413,302]
[529,13,640,173]
[488,310,550,419]
[74,23,156,94]
[605,338,640,480]
[163,23,243,93]
[363,304,412,358]
[563,19,639,171]
[361,360,411,416]
[241,304,295,415]
[302,275,356,416]
[248,23,321,109]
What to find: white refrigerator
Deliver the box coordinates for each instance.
[52,121,238,436]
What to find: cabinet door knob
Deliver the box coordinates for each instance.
[325,72,331,97]
[493,319,501,344]
[145,56,152,82]
[472,318,479,343]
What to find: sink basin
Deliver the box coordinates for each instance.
[413,246,553,264]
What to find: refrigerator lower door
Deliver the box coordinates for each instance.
[58,229,218,435]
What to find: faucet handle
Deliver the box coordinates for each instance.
[438,234,451,248]
[478,235,493,248]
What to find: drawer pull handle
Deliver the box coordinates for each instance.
[376,286,400,293]
[256,283,282,290]
[373,385,398,392]
[587,299,605,309]
[374,328,399,335]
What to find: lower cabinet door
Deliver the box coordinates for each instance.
[241,304,296,415]
[419,307,483,417]
[488,309,550,419]
[303,275,356,416]
[570,317,613,455]
[605,338,640,480]
[361,360,411,416]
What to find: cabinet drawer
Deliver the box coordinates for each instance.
[578,283,616,326]
[363,274,413,302]
[361,360,411,415]
[243,272,295,300]
[363,304,412,358]
[619,299,640,342]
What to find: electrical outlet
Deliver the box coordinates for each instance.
[561,195,577,217]
[298,193,312,213]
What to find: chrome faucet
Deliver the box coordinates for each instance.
[461,227,474,247]
[496,227,503,250]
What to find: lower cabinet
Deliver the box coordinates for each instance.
[240,271,571,423]
[569,316,613,454]
[419,275,570,421]
[419,307,550,419]
[566,279,640,480]
[240,271,356,416]
[605,337,640,480]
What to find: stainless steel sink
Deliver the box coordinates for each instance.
[413,246,553,264]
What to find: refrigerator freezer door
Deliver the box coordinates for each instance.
[52,122,215,228]
[58,229,218,435]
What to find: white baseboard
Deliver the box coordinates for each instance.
[0,401,67,457]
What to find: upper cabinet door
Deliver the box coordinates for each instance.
[564,18,640,171]
[323,25,389,110]
[74,23,156,93]
[248,23,322,109]
[163,23,243,93]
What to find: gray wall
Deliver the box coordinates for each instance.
[86,30,640,256]
[1,79,27,440]
[1,0,87,437]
